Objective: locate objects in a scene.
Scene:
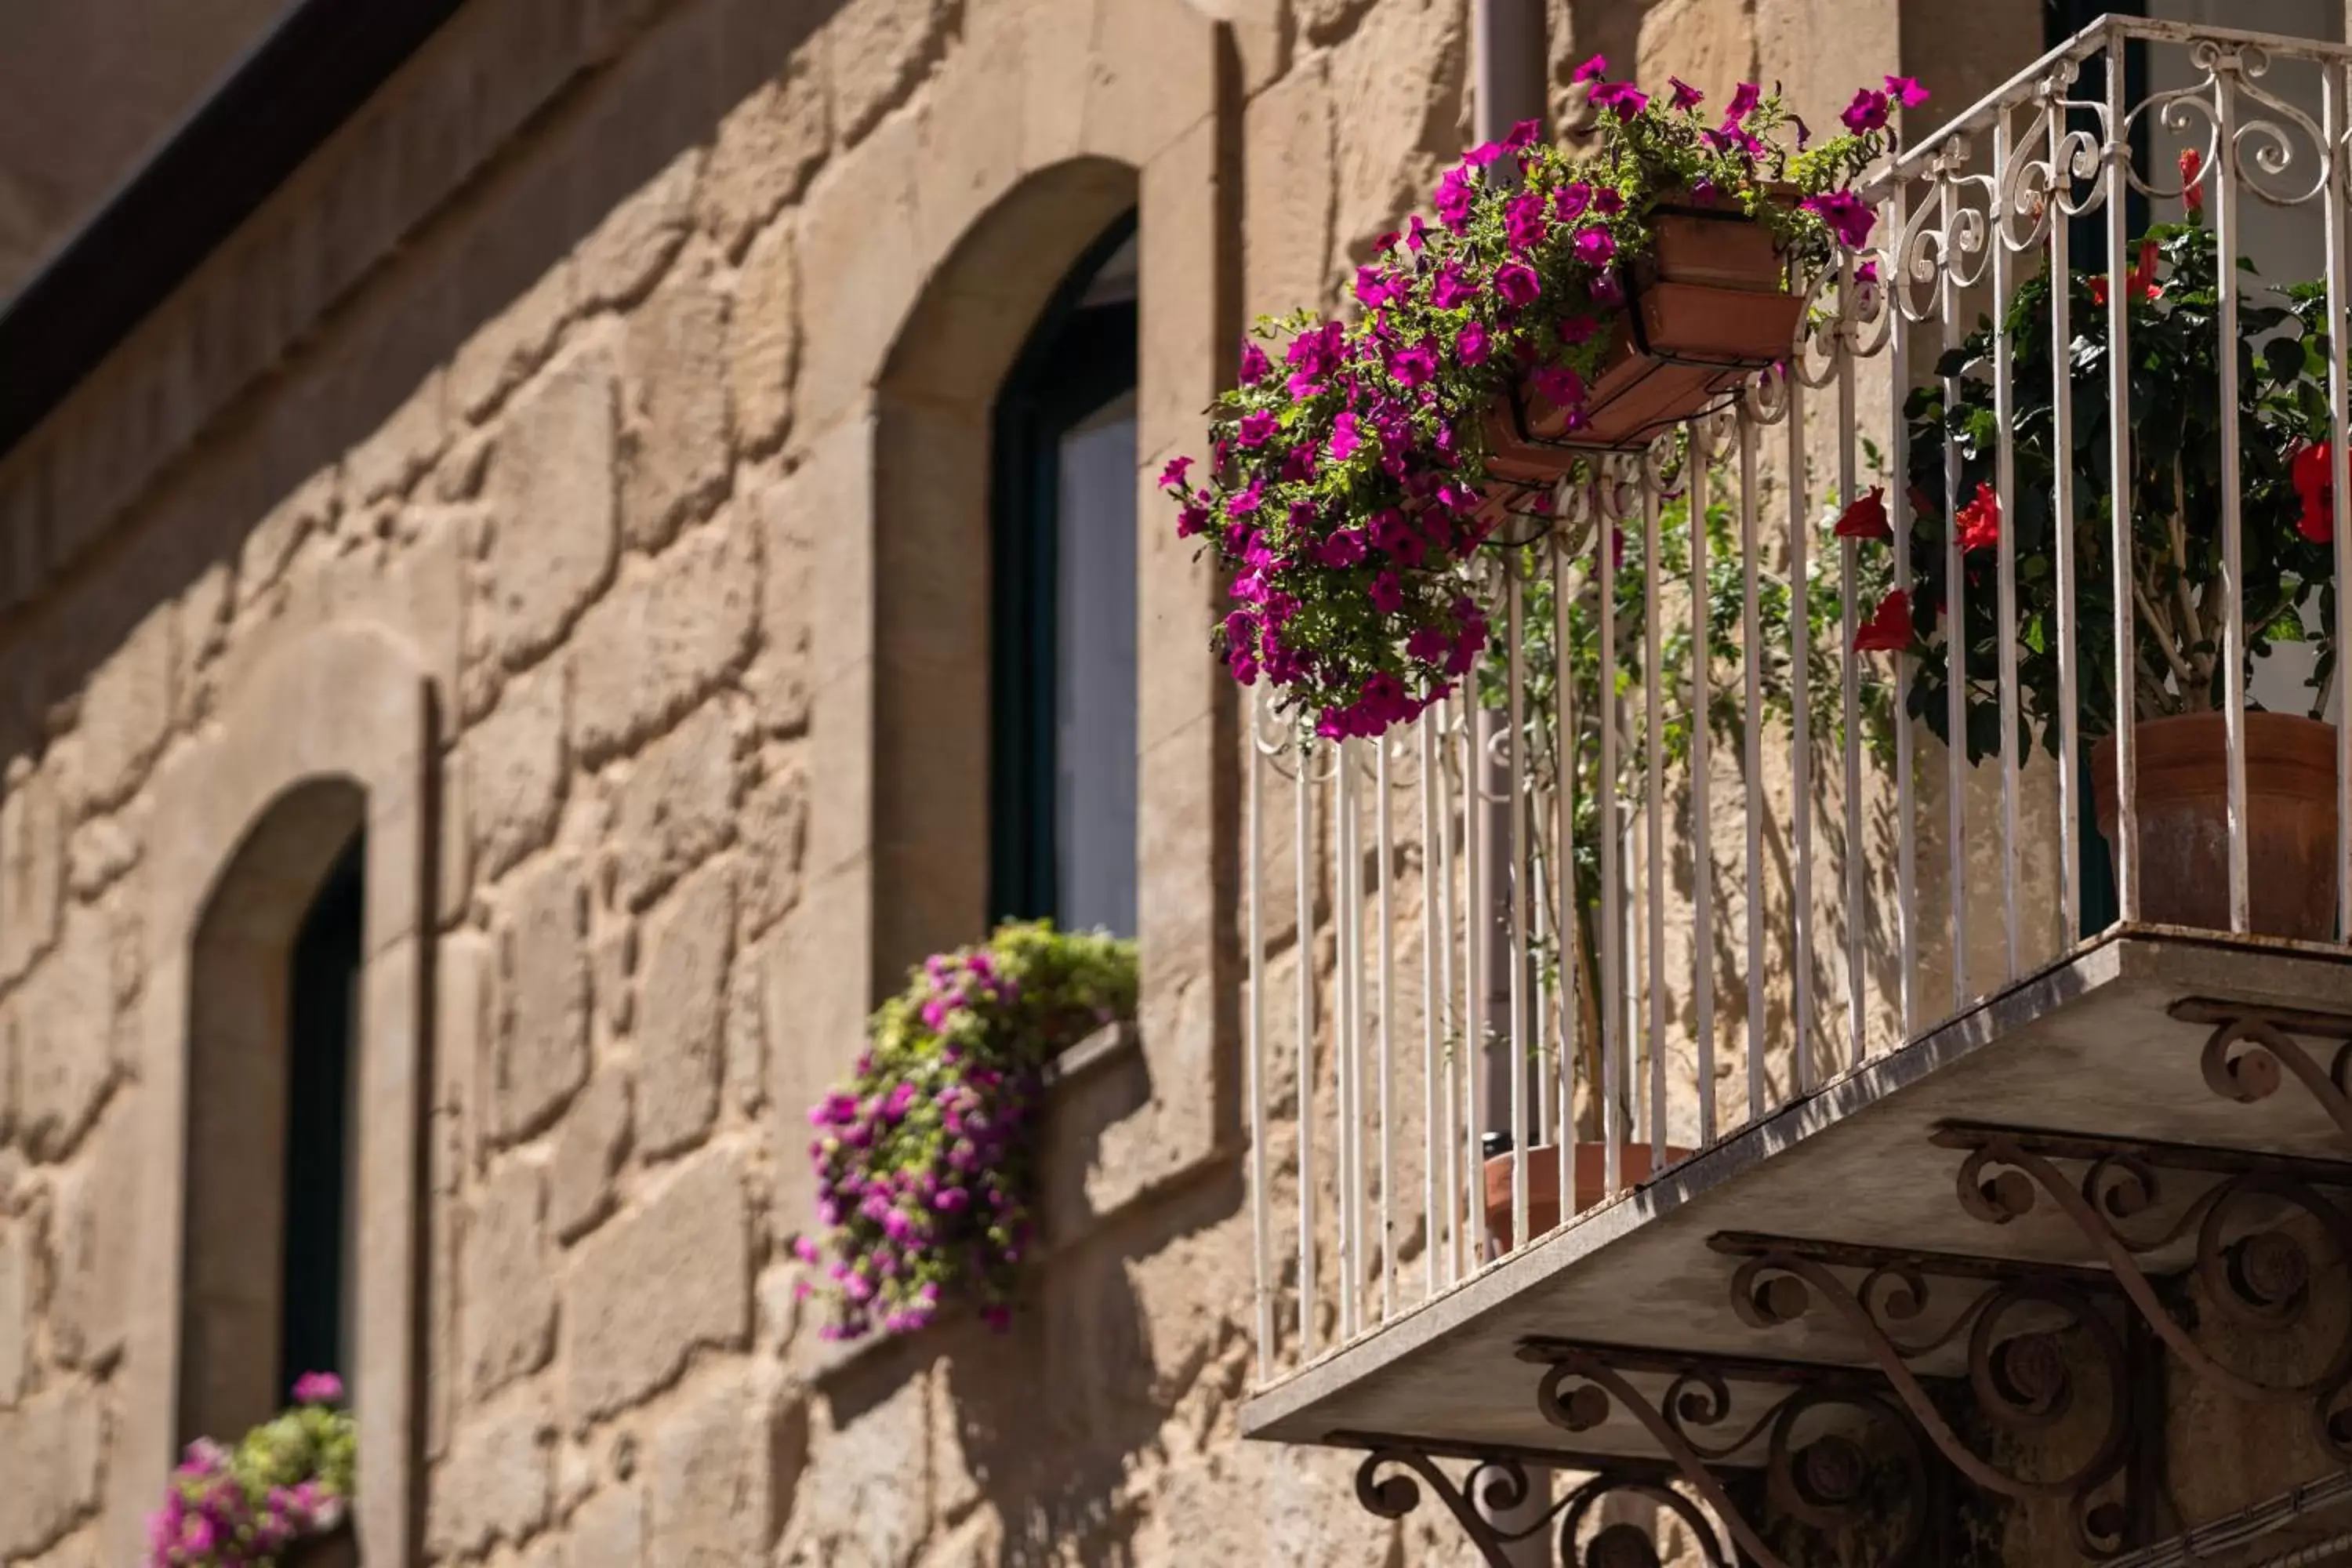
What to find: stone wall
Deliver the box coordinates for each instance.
[0,0,2086,1565]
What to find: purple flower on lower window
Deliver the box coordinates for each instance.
[291,1371,343,1406]
[1496,263,1541,307]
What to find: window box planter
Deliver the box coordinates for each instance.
[280,1526,358,1568]
[1484,194,1802,501]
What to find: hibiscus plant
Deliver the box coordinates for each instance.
[1167,61,1921,744]
[793,923,1137,1341]
[148,1373,354,1566]
[1874,157,2341,762]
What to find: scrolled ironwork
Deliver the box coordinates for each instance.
[2200,1015,2352,1147]
[1350,1444,1734,1568]
[1355,1447,1523,1567]
[1951,1130,2352,1463]
[1555,1472,1733,1568]
[1726,1250,2133,1558]
[1532,1345,1935,1568]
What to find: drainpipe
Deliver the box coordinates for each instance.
[1472,0,1549,1559]
[1473,0,1546,1276]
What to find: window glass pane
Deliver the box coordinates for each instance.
[1054,390,1138,938]
[281,840,361,1397]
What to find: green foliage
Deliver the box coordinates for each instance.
[150,1383,354,1566]
[1902,220,2339,762]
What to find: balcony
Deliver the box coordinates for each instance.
[1235,16,2352,1565]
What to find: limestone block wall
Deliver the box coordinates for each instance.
[0,0,2118,1566]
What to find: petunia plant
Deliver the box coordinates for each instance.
[148,1373,355,1567]
[793,922,1138,1341]
[1862,150,2341,761]
[1167,61,1923,742]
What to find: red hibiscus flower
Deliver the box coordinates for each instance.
[1853,590,1913,653]
[1833,486,1892,541]
[2293,441,2336,544]
[1956,482,2000,552]
[2088,240,2161,308]
[2180,147,2205,217]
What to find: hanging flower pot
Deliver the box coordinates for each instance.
[1484,191,1803,495]
[2092,711,2339,942]
[1481,1141,1696,1243]
[1168,66,1919,744]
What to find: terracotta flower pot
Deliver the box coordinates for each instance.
[1481,1141,1696,1244]
[1479,195,1802,528]
[281,1526,358,1568]
[2091,710,2340,942]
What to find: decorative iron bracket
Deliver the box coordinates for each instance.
[1935,1120,2352,1464]
[1515,1338,1939,1568]
[1338,1433,1733,1568]
[1705,1232,2139,1559]
[2172,999,2352,1152]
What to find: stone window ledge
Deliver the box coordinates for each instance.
[1041,1018,1138,1090]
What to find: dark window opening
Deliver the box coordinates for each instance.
[279,834,362,1402]
[989,212,1142,937]
[2043,0,2145,936]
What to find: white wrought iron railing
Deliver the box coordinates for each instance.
[1243,14,2352,1385]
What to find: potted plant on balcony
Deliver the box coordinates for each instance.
[792,922,1138,1341]
[1473,488,1897,1242]
[1871,156,2341,939]
[1166,64,1919,744]
[147,1373,355,1567]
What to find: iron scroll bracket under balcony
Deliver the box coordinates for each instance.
[1344,1436,1738,1568]
[1708,1232,2143,1559]
[2172,1000,2352,1152]
[1933,1120,2352,1465]
[1513,1339,1944,1568]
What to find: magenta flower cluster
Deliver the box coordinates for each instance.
[1167,64,1915,741]
[148,1374,354,1567]
[793,923,1137,1341]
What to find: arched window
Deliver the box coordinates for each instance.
[180,782,365,1446]
[989,214,1141,938]
[279,835,362,1401]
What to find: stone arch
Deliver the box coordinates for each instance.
[772,0,1245,1211]
[871,154,1143,983]
[117,621,434,1566]
[180,774,366,1446]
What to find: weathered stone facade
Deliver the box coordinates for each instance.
[0,0,2183,1563]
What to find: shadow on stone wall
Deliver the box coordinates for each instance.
[0,0,848,776]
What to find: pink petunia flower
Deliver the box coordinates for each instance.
[292,1370,344,1405]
